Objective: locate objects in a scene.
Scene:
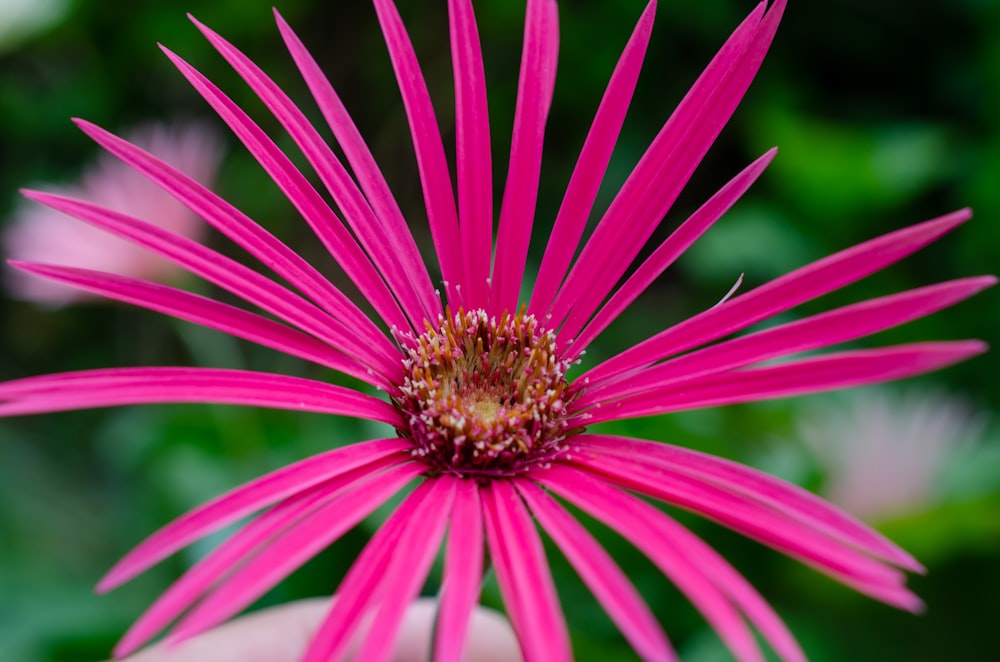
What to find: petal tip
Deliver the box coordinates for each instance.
[945,207,973,224]
[962,339,989,356]
[967,274,998,293]
[95,576,117,595]
[273,7,295,34]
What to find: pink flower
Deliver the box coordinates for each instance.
[3,121,222,306]
[798,387,986,523]
[0,1,993,660]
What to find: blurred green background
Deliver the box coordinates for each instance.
[1,0,998,660]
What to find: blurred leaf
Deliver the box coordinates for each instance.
[749,104,954,223]
[879,494,1000,565]
[680,202,817,285]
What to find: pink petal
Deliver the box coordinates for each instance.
[71,119,389,355]
[10,261,387,388]
[548,0,781,333]
[662,540,808,662]
[529,0,657,317]
[482,480,572,662]
[516,479,675,662]
[535,465,766,662]
[574,434,922,572]
[272,9,443,321]
[0,367,400,421]
[160,45,411,333]
[301,478,439,662]
[566,148,776,352]
[582,208,972,385]
[541,465,810,661]
[581,341,987,424]
[581,276,995,406]
[449,0,493,307]
[491,0,559,313]
[113,457,401,657]
[435,478,485,662]
[371,0,463,305]
[167,461,422,643]
[97,438,412,591]
[353,478,456,662]
[567,450,914,608]
[21,188,398,378]
[189,15,437,327]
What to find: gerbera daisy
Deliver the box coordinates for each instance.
[0,0,992,660]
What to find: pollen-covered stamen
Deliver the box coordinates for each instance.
[395,307,573,478]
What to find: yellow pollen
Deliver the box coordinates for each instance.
[468,396,501,423]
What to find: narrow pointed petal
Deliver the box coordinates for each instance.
[189,15,436,327]
[113,457,399,657]
[167,462,422,643]
[548,464,809,661]
[529,0,657,316]
[160,46,411,333]
[371,0,463,305]
[535,466,767,662]
[354,479,456,662]
[97,438,412,591]
[70,119,389,352]
[9,261,388,387]
[567,450,914,609]
[566,149,776,351]
[435,479,484,662]
[582,208,972,385]
[22,188,398,377]
[581,276,995,405]
[582,341,987,425]
[0,367,401,421]
[549,0,782,332]
[554,459,812,661]
[516,479,675,662]
[273,9,443,320]
[491,0,559,313]
[482,480,572,662]
[575,434,923,572]
[301,478,437,662]
[449,0,493,306]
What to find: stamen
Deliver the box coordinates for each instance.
[394,307,573,479]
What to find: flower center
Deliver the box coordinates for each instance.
[394,308,572,478]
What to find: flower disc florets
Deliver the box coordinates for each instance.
[395,308,573,478]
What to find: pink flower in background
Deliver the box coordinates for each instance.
[0,0,993,660]
[3,121,222,306]
[798,387,986,523]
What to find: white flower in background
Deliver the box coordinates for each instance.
[4,121,223,306]
[798,386,986,523]
[0,0,69,51]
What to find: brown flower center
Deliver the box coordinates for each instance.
[394,308,572,478]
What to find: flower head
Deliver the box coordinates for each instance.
[798,386,987,523]
[396,307,574,478]
[3,121,222,306]
[0,1,993,661]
